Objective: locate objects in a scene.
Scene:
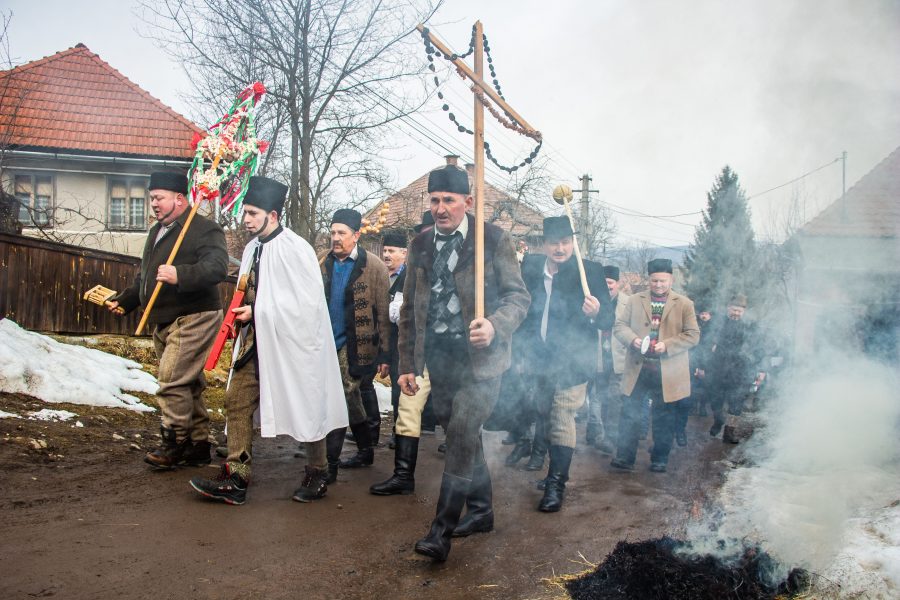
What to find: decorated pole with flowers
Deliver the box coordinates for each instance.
[135,82,268,335]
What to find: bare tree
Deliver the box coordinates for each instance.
[139,0,440,242]
[572,201,617,262]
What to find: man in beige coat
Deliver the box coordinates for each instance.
[611,258,699,472]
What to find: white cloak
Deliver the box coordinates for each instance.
[231,228,347,441]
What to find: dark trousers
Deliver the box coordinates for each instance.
[616,367,679,465]
[675,395,693,434]
[425,333,501,477]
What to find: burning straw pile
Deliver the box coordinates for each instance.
[565,537,808,600]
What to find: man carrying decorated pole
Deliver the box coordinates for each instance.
[189,176,346,504]
[398,164,529,561]
[516,216,613,512]
[322,209,391,482]
[611,258,700,473]
[108,171,227,470]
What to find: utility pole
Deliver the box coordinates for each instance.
[580,174,591,256]
[841,150,847,218]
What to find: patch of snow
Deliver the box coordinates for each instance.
[0,320,157,412]
[0,409,20,418]
[29,409,78,421]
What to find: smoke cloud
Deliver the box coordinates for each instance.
[683,349,900,595]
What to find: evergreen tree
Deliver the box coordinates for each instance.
[683,166,758,310]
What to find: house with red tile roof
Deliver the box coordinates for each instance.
[0,44,201,256]
[362,155,545,249]
[792,145,900,355]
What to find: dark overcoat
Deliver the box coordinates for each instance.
[114,210,227,324]
[397,214,530,381]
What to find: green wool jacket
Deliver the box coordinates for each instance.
[115,210,228,325]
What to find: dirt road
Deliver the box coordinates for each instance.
[1,393,730,600]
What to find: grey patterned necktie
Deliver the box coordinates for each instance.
[430,232,463,334]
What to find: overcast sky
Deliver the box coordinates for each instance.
[5,0,899,246]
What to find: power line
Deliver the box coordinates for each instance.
[747,157,842,200]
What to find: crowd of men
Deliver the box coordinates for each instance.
[109,166,768,562]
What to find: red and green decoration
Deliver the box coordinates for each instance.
[188,82,269,216]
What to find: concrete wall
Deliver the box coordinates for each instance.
[2,153,200,257]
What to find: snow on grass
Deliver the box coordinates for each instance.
[0,409,19,418]
[0,319,157,412]
[29,409,78,421]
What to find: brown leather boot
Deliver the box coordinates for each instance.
[144,426,191,470]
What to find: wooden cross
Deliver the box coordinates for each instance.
[417,22,539,318]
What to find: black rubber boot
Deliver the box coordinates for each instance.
[145,426,191,470]
[181,440,212,467]
[505,438,532,467]
[538,445,574,513]
[339,421,374,468]
[414,473,471,561]
[325,428,346,483]
[709,416,725,437]
[370,435,418,495]
[525,420,548,471]
[361,387,381,447]
[585,422,600,446]
[452,463,494,537]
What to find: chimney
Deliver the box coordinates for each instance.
[444,154,459,167]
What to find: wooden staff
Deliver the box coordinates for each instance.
[134,149,226,335]
[473,21,485,318]
[553,184,591,297]
[417,22,540,320]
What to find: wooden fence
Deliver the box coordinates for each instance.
[0,233,235,335]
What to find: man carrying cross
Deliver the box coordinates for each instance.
[398,164,529,561]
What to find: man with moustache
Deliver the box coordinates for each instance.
[611,258,699,473]
[107,171,227,470]
[321,208,391,482]
[189,176,347,504]
[587,265,628,455]
[515,216,613,512]
[397,164,529,561]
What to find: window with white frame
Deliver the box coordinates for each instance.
[108,178,148,230]
[15,174,54,226]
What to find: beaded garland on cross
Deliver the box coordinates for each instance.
[419,26,543,174]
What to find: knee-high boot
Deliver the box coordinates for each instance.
[339,420,375,468]
[452,462,494,537]
[538,445,574,512]
[325,428,346,483]
[414,473,471,561]
[361,387,381,447]
[369,435,418,495]
[525,419,548,471]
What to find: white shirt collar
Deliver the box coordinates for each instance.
[434,214,469,241]
[338,244,359,262]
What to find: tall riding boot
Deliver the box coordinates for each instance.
[370,435,418,495]
[145,425,191,470]
[325,428,346,484]
[361,387,382,447]
[453,463,494,537]
[414,473,471,562]
[722,425,740,444]
[525,419,548,471]
[538,445,574,513]
[339,421,374,468]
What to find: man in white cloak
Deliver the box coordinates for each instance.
[190,176,347,505]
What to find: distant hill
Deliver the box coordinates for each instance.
[603,245,690,268]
